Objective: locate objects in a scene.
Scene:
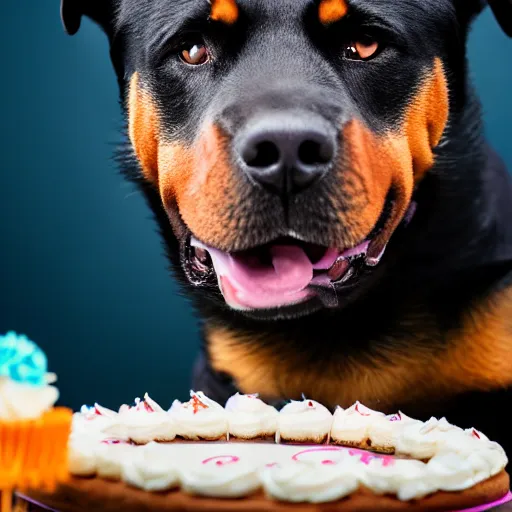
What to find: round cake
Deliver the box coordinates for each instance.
[25,391,511,512]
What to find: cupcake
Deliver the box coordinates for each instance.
[225,393,278,441]
[169,391,228,441]
[277,398,333,444]
[103,393,176,444]
[0,331,73,508]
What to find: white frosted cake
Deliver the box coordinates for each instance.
[26,390,509,512]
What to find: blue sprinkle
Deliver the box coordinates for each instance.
[0,331,48,386]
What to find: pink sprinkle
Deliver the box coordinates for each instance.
[101,438,131,445]
[321,459,335,465]
[355,403,371,416]
[202,455,240,466]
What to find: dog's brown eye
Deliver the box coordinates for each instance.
[344,37,380,61]
[181,44,209,65]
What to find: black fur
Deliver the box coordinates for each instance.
[62,0,512,455]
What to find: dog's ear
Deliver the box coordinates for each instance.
[455,0,512,37]
[488,0,512,37]
[61,0,116,37]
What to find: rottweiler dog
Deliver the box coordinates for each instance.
[61,0,512,454]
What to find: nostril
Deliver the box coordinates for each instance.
[298,140,332,166]
[244,141,280,168]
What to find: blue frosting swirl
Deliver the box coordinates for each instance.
[0,331,48,386]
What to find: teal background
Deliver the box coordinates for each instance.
[0,4,511,411]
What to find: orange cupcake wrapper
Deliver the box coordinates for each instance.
[0,408,73,495]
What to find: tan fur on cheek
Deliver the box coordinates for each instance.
[341,120,414,253]
[158,125,243,249]
[404,58,449,181]
[128,73,160,185]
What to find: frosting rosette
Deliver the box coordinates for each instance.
[261,459,362,503]
[395,417,463,459]
[362,458,435,501]
[277,398,333,443]
[169,390,227,440]
[330,402,385,446]
[122,441,180,492]
[225,393,278,440]
[366,411,420,453]
[103,394,176,444]
[68,437,99,477]
[71,403,118,441]
[180,458,260,498]
[0,331,59,420]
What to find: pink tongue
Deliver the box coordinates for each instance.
[205,245,314,310]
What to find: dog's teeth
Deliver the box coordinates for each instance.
[327,258,350,281]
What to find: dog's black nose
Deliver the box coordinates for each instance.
[236,113,335,195]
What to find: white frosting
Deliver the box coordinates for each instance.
[71,403,118,441]
[367,412,420,451]
[362,459,434,501]
[261,460,362,503]
[95,444,133,481]
[66,393,509,504]
[0,376,59,420]
[121,442,180,492]
[169,391,228,440]
[225,393,278,439]
[181,460,261,498]
[278,399,333,443]
[68,439,98,477]
[436,430,508,483]
[426,453,477,492]
[103,394,176,444]
[330,402,385,445]
[395,417,463,459]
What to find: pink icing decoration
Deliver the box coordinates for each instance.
[101,438,132,445]
[348,448,394,466]
[292,446,395,467]
[355,403,371,416]
[191,394,209,414]
[292,447,344,461]
[470,429,481,440]
[388,412,402,422]
[202,455,240,466]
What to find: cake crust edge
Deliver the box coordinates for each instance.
[27,470,509,512]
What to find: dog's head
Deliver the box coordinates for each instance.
[62,0,511,320]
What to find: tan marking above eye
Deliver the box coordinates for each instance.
[319,0,349,25]
[181,44,209,65]
[210,0,239,25]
